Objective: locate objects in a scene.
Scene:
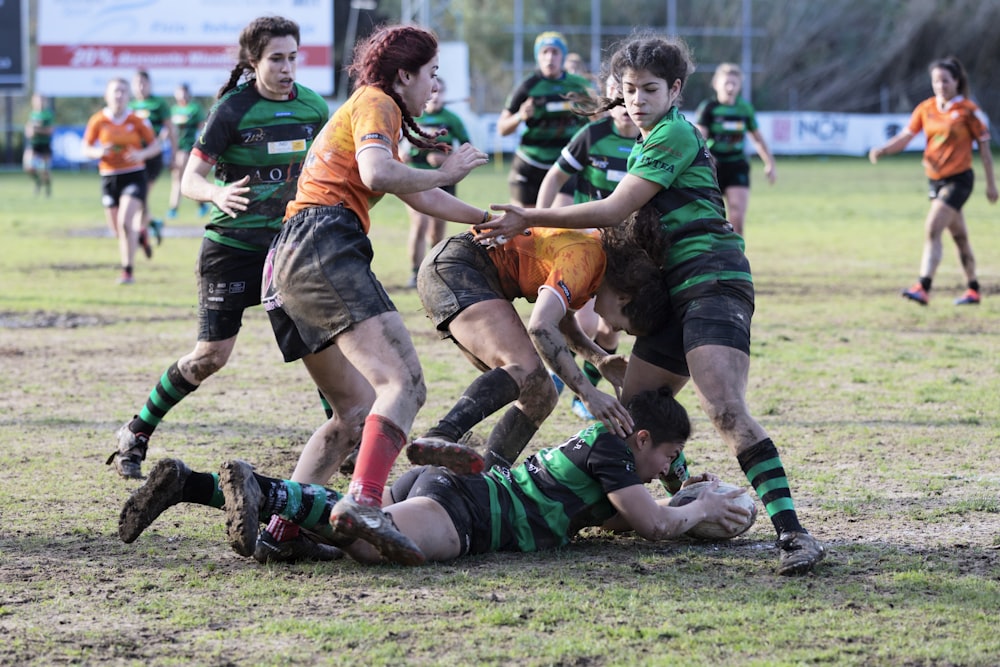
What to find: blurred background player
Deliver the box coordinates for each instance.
[167,83,208,221]
[81,78,161,285]
[400,77,472,288]
[497,31,593,208]
[130,69,176,251]
[869,55,997,306]
[23,93,55,197]
[695,63,776,237]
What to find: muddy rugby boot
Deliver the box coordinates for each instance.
[406,437,485,475]
[252,528,345,564]
[118,458,190,543]
[107,420,150,479]
[329,495,425,565]
[219,460,264,558]
[776,531,826,576]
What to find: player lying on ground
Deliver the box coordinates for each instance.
[119,388,751,564]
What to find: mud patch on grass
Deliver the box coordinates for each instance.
[0,310,117,329]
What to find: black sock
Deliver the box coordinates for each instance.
[737,438,804,536]
[424,368,520,442]
[131,361,198,435]
[920,276,932,292]
[969,280,980,292]
[181,471,225,508]
[484,406,538,470]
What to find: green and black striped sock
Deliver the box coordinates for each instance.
[738,438,804,536]
[131,362,198,435]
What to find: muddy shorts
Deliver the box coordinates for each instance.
[263,205,395,362]
[416,232,505,337]
[632,281,755,377]
[100,170,147,208]
[389,465,493,556]
[195,237,268,342]
[928,169,973,211]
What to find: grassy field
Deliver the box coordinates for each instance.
[1,155,999,666]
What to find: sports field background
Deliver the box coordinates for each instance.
[1,155,999,665]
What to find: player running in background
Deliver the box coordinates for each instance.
[869,55,997,306]
[23,93,55,197]
[695,63,776,237]
[81,78,161,285]
[129,69,176,252]
[166,83,207,221]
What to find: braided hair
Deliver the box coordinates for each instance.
[348,25,444,152]
[217,16,300,100]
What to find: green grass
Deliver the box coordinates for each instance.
[2,155,1000,665]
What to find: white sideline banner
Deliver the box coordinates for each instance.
[754,112,925,156]
[36,0,333,96]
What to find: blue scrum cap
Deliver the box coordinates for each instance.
[534,31,568,61]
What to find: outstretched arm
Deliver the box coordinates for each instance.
[602,480,750,540]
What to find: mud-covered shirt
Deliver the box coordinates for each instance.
[695,96,759,163]
[505,71,593,168]
[629,107,751,304]
[286,86,401,234]
[408,106,470,168]
[555,116,636,202]
[171,101,205,152]
[483,422,643,551]
[193,82,327,250]
[488,227,605,312]
[908,95,990,180]
[82,110,156,175]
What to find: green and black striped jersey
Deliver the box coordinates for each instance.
[629,107,751,303]
[194,82,328,250]
[555,116,636,202]
[483,422,642,552]
[505,71,593,168]
[129,96,172,135]
[694,96,759,163]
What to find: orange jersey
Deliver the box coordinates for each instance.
[489,227,606,312]
[286,86,401,232]
[908,96,990,180]
[82,110,156,175]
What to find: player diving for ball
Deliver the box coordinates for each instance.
[118,387,752,564]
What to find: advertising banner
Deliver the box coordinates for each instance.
[37,0,333,96]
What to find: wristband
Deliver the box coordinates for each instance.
[481,210,494,224]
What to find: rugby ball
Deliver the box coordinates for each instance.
[668,481,758,540]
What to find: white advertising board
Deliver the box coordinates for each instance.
[36,0,333,97]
